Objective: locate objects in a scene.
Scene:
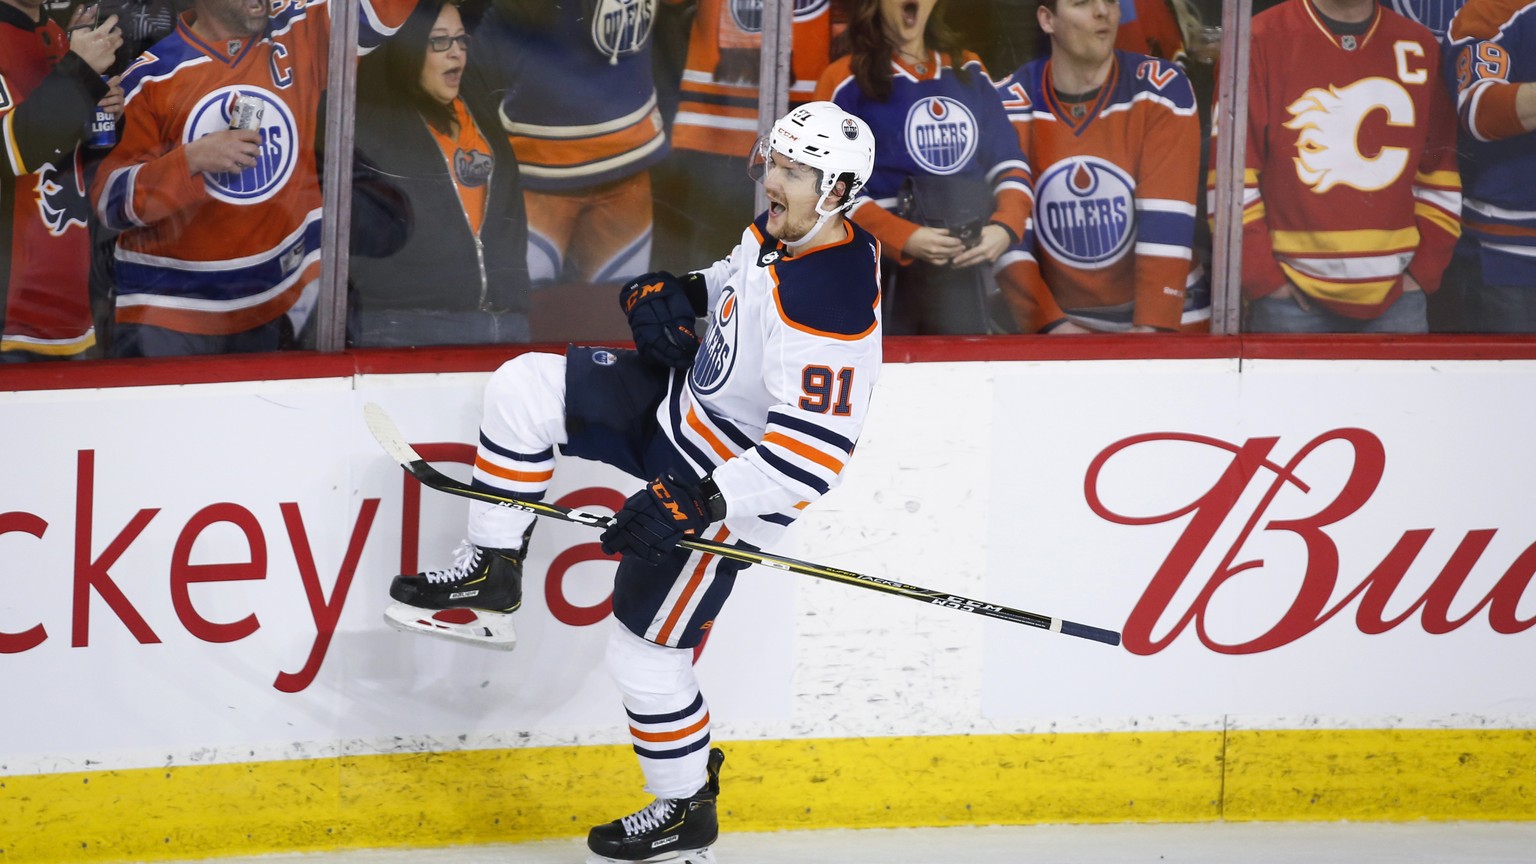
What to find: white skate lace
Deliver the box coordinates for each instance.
[620,798,678,836]
[424,541,481,584]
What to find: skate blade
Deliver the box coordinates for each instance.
[585,848,715,864]
[383,602,517,650]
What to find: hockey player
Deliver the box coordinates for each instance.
[991,0,1209,333]
[385,101,880,864]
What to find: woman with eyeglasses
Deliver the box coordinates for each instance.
[344,0,531,347]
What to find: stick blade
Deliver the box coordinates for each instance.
[363,402,425,468]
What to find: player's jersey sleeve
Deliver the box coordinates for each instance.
[1446,1,1534,142]
[710,230,883,521]
[964,54,1032,243]
[1408,39,1463,292]
[1129,56,1200,329]
[992,65,1064,332]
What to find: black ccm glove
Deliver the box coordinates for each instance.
[618,271,703,368]
[601,473,720,564]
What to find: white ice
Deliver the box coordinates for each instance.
[190,822,1536,864]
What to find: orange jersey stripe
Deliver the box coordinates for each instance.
[655,526,731,645]
[473,455,555,484]
[508,117,664,170]
[763,431,845,475]
[686,405,737,462]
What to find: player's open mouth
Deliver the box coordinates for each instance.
[901,1,919,28]
[768,199,786,217]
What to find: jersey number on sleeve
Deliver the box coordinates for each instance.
[800,365,854,416]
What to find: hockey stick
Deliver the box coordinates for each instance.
[364,403,1121,647]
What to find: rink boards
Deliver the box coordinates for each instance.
[2,352,1534,862]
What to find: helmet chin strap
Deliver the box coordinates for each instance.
[780,189,848,250]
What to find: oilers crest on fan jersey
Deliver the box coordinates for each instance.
[189,86,298,205]
[904,96,978,176]
[588,0,654,58]
[1034,157,1136,269]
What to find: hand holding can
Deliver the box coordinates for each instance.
[228,95,265,132]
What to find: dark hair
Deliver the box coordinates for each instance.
[837,0,968,102]
[361,0,459,135]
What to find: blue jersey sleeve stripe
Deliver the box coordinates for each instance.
[757,448,831,496]
[767,410,855,453]
[1135,209,1196,245]
[468,480,545,502]
[478,433,554,463]
[698,399,758,452]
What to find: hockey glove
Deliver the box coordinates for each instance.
[601,473,714,564]
[618,271,702,369]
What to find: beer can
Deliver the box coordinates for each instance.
[228,95,265,132]
[85,106,116,150]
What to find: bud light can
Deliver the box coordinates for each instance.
[85,106,116,149]
[228,95,265,132]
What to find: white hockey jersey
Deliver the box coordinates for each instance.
[664,211,883,549]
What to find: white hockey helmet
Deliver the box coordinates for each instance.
[751,101,876,217]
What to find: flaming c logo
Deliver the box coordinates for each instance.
[1283,77,1416,194]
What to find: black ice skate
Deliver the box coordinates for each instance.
[587,748,725,864]
[382,529,530,650]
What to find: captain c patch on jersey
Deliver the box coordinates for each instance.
[1035,156,1135,268]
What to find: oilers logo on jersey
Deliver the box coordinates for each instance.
[904,96,977,175]
[590,0,655,58]
[188,86,297,205]
[727,0,829,31]
[1035,156,1135,268]
[690,285,739,395]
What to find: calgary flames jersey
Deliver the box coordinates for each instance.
[993,50,1203,332]
[1224,0,1461,318]
[92,0,412,336]
[1444,0,1536,287]
[670,213,881,550]
[0,9,100,356]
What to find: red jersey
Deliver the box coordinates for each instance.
[0,7,102,356]
[1221,0,1462,318]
